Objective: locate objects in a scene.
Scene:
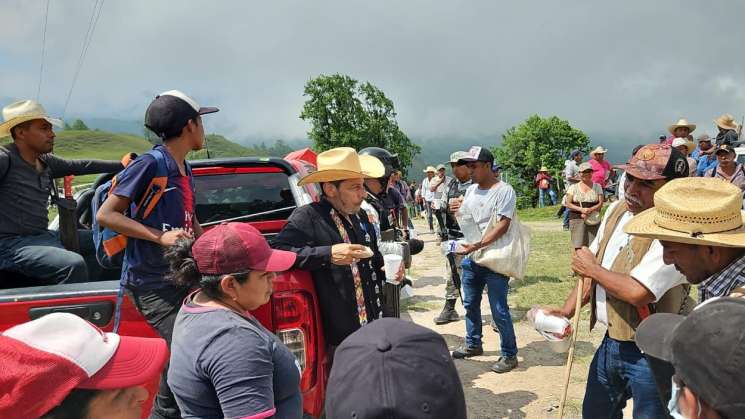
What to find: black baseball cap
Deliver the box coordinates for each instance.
[144,90,219,139]
[460,145,494,164]
[636,297,745,417]
[325,318,467,419]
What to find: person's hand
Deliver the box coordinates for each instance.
[331,244,368,265]
[158,229,192,247]
[571,247,599,278]
[395,262,405,281]
[449,196,463,213]
[456,242,480,255]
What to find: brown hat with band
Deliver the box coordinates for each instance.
[616,144,689,181]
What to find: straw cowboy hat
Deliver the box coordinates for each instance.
[589,146,607,156]
[715,113,739,131]
[0,100,63,137]
[671,137,696,155]
[423,166,436,173]
[297,147,384,186]
[667,118,696,135]
[624,178,745,247]
[539,166,549,172]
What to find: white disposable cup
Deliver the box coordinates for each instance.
[383,254,403,283]
[533,309,571,334]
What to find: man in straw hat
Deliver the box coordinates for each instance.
[666,118,696,145]
[624,178,745,409]
[534,166,557,207]
[546,144,691,417]
[420,165,437,233]
[0,100,124,285]
[588,145,613,190]
[713,113,741,147]
[273,147,391,350]
[428,163,450,241]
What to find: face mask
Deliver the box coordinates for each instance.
[668,378,701,419]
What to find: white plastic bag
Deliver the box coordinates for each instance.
[471,214,531,279]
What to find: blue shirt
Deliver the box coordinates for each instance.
[697,154,718,177]
[112,145,196,289]
[169,295,302,419]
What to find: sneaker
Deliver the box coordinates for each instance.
[452,345,483,359]
[491,356,518,373]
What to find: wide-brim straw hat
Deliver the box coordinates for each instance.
[589,146,607,156]
[715,114,739,131]
[539,166,549,172]
[624,178,745,247]
[0,100,63,137]
[423,166,436,173]
[667,118,696,135]
[297,147,384,186]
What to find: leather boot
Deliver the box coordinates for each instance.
[434,299,459,325]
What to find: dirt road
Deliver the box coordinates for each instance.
[402,219,615,418]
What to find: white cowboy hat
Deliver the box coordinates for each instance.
[667,118,696,135]
[624,178,745,247]
[589,146,607,156]
[0,100,63,138]
[671,137,696,155]
[423,166,436,173]
[714,114,739,131]
[297,147,384,186]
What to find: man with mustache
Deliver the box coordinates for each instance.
[546,144,690,418]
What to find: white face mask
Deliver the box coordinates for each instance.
[668,378,701,419]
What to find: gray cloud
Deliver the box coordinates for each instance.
[3,0,745,146]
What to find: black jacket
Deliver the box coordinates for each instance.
[271,198,384,346]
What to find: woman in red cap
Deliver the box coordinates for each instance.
[163,222,301,419]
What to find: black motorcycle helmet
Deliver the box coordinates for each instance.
[358,147,400,195]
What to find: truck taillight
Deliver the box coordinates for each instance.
[272,291,317,391]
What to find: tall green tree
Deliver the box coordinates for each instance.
[494,115,589,208]
[70,119,89,130]
[300,74,420,173]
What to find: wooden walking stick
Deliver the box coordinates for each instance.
[558,275,584,418]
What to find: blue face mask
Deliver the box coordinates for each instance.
[668,378,701,419]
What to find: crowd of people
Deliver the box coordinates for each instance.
[1,90,744,419]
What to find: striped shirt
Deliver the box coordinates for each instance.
[699,254,745,303]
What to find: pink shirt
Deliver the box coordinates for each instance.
[589,159,612,188]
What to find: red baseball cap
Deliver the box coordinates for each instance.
[193,222,297,275]
[0,312,168,418]
[616,144,689,181]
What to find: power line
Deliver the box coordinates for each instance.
[36,0,51,101]
[61,0,106,118]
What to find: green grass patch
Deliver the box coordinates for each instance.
[516,205,563,222]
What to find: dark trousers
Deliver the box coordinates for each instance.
[583,334,668,418]
[433,208,447,239]
[0,230,96,284]
[126,285,189,419]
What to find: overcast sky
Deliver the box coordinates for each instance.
[3,0,745,146]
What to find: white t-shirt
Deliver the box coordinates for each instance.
[564,160,579,183]
[430,176,450,210]
[588,201,686,326]
[461,181,517,231]
[421,177,435,202]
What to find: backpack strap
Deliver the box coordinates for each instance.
[132,148,170,221]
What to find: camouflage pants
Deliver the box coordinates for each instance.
[445,253,464,300]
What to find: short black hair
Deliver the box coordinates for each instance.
[40,389,98,419]
[10,120,33,140]
[162,116,199,142]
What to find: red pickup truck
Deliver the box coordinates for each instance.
[0,156,328,418]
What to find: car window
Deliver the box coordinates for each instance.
[194,172,296,225]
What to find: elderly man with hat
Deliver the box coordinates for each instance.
[0,100,125,285]
[588,145,613,190]
[546,144,691,418]
[635,297,745,419]
[704,144,745,200]
[713,113,741,147]
[433,151,473,325]
[420,165,437,232]
[427,163,450,241]
[273,148,389,350]
[666,118,696,145]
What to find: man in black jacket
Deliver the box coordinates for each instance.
[273,147,389,347]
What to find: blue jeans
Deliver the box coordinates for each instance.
[538,188,557,207]
[583,335,668,418]
[425,202,434,230]
[461,258,517,357]
[0,230,90,284]
[562,207,570,228]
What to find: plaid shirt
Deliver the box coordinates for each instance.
[698,254,745,303]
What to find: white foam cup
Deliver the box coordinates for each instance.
[383,254,403,283]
